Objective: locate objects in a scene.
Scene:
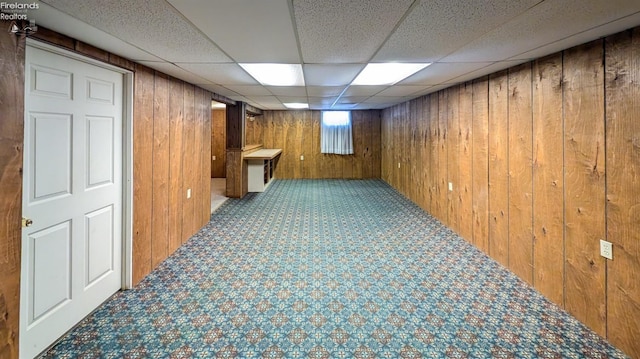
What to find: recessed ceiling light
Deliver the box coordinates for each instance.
[239,63,305,86]
[283,102,309,109]
[351,63,431,86]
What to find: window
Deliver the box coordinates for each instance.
[321,111,353,155]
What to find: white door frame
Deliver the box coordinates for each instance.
[25,38,135,290]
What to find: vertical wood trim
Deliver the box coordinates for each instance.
[459,83,474,241]
[507,63,534,284]
[532,54,565,305]
[132,65,154,284]
[0,27,24,359]
[151,72,170,269]
[488,71,510,266]
[168,78,184,255]
[563,40,606,336]
[472,78,490,252]
[202,92,212,223]
[605,29,640,358]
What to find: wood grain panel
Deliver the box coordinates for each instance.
[436,92,449,224]
[429,95,440,219]
[532,54,565,306]
[563,40,606,336]
[447,88,460,232]
[488,71,509,266]
[372,111,382,178]
[605,29,640,358]
[472,78,490,252]
[458,83,473,241]
[310,111,322,178]
[132,64,154,284]
[409,99,419,202]
[245,114,264,146]
[415,99,426,210]
[507,63,534,284]
[181,84,196,241]
[352,111,365,179]
[211,109,226,178]
[0,27,24,359]
[259,110,380,180]
[193,87,204,226]
[168,78,184,255]
[301,111,314,178]
[420,97,431,213]
[151,72,169,269]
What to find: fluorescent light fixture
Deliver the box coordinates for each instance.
[351,63,430,86]
[239,63,305,86]
[211,102,226,109]
[283,102,309,109]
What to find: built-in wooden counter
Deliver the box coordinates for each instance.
[245,148,282,192]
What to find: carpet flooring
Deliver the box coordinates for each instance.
[40,179,627,358]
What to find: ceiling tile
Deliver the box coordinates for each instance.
[294,0,414,63]
[168,0,300,63]
[446,61,526,84]
[441,0,640,62]
[343,86,388,97]
[336,96,369,104]
[196,84,241,99]
[138,61,213,85]
[41,0,231,63]
[276,96,309,104]
[29,3,163,62]
[176,63,258,85]
[303,64,365,86]
[307,86,346,97]
[248,96,287,109]
[509,11,640,61]
[374,0,541,62]
[376,86,426,97]
[225,85,272,96]
[265,86,308,97]
[398,62,493,85]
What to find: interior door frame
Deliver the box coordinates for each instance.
[25,38,135,290]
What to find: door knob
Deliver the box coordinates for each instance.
[22,217,33,227]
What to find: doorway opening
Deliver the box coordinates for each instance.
[210,101,228,212]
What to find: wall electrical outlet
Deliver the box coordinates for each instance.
[448,182,453,191]
[212,155,216,161]
[300,155,304,161]
[600,239,613,260]
[186,188,191,199]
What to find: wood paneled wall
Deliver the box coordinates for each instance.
[246,110,381,179]
[211,109,226,178]
[133,65,212,284]
[24,26,215,286]
[381,30,640,357]
[0,25,25,359]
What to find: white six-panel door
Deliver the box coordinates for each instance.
[20,45,123,358]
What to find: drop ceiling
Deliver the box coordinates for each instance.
[23,0,640,110]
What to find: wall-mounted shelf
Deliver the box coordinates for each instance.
[244,148,282,192]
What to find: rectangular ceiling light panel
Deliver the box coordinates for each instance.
[239,63,305,86]
[351,63,431,85]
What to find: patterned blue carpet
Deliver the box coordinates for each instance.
[41,179,627,358]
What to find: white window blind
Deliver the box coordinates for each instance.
[321,111,353,155]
